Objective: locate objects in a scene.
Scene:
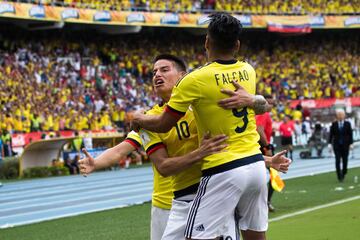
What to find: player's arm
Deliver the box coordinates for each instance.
[257,125,269,147]
[149,133,228,177]
[218,81,271,114]
[264,150,291,173]
[132,110,181,133]
[132,74,198,133]
[257,125,273,156]
[79,135,140,176]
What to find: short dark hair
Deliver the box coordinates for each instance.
[207,13,242,53]
[154,54,187,72]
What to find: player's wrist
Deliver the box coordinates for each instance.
[264,156,272,168]
[191,149,203,162]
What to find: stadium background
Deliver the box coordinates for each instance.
[0,0,360,239]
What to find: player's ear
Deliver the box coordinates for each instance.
[235,40,240,53]
[205,35,209,52]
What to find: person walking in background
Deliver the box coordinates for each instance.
[279,115,295,160]
[328,109,353,182]
[1,129,13,157]
[302,116,312,142]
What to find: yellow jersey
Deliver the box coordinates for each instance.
[167,60,262,171]
[125,130,173,210]
[140,104,201,199]
[292,110,303,121]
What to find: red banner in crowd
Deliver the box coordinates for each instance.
[290,97,360,109]
[267,23,312,33]
[11,130,120,148]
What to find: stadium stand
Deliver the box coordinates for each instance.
[11,0,360,14]
[0,27,359,133]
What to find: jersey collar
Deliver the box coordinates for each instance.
[213,59,237,64]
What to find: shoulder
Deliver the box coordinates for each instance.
[146,104,164,115]
[239,60,255,71]
[175,64,209,87]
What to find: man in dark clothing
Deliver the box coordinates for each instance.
[328,109,353,182]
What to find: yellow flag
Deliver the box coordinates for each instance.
[270,168,285,192]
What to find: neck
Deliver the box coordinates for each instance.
[161,93,171,103]
[208,51,235,62]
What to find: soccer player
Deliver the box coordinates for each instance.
[143,54,231,240]
[78,54,261,239]
[141,54,289,240]
[132,13,271,240]
[79,131,173,240]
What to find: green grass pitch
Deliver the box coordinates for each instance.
[1,168,359,240]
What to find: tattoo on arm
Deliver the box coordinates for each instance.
[253,95,270,114]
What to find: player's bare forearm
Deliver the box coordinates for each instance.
[151,134,227,177]
[257,126,268,147]
[218,82,270,113]
[134,112,180,133]
[253,95,271,115]
[94,142,135,170]
[150,148,203,177]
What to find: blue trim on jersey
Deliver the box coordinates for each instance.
[202,154,264,176]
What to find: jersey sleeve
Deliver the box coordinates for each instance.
[167,73,201,116]
[124,131,142,150]
[139,129,166,156]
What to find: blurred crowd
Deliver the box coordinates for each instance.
[0,28,359,134]
[12,0,360,14]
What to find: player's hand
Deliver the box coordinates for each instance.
[218,81,253,109]
[197,132,228,159]
[349,144,354,150]
[270,150,292,173]
[79,148,96,177]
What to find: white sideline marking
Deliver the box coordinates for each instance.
[269,195,360,222]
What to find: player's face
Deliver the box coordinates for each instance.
[152,59,182,97]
